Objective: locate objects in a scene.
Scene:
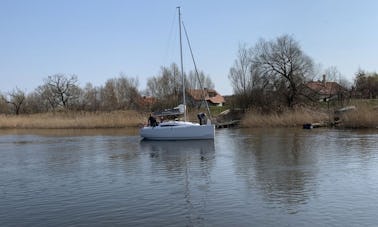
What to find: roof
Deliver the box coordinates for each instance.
[139,96,157,106]
[305,81,346,96]
[187,89,225,104]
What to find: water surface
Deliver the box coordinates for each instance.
[0,128,377,226]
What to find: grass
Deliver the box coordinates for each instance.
[0,110,146,129]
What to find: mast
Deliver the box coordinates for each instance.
[177,6,186,121]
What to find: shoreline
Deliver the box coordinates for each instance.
[0,111,146,130]
[0,107,377,130]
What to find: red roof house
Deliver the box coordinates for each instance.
[187,89,225,107]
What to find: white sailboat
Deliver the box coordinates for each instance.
[140,7,215,141]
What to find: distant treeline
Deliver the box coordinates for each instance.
[0,63,214,115]
[1,34,377,115]
[227,35,378,112]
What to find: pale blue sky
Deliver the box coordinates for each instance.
[1,0,377,95]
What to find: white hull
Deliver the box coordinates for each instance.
[140,121,214,140]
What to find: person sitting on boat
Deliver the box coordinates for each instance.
[148,114,158,127]
[197,112,207,125]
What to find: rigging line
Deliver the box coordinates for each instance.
[182,21,212,119]
[163,8,178,66]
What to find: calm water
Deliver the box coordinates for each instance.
[0,128,377,226]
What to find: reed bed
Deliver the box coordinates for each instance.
[240,108,329,128]
[339,105,378,129]
[0,111,146,129]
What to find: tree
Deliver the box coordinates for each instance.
[100,79,118,111]
[228,43,252,95]
[354,69,378,99]
[38,74,80,110]
[250,35,314,108]
[0,93,8,113]
[324,66,341,82]
[3,88,25,115]
[228,36,314,110]
[114,74,140,110]
[228,43,256,110]
[146,63,182,109]
[81,83,100,111]
[98,75,140,111]
[23,91,46,113]
[187,70,214,90]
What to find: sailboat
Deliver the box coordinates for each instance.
[140,7,215,141]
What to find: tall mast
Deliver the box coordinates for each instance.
[177,6,186,121]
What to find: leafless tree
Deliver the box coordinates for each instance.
[114,74,140,109]
[3,88,26,115]
[100,79,118,111]
[98,74,140,111]
[36,84,58,111]
[81,83,100,111]
[146,63,182,109]
[187,70,214,90]
[23,91,46,113]
[228,43,252,95]
[250,35,314,108]
[38,74,80,110]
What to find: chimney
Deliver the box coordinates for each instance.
[322,74,326,84]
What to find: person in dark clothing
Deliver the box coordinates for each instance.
[197,112,207,125]
[148,114,157,127]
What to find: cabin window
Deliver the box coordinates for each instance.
[160,124,177,127]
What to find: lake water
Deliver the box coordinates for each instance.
[0,128,377,226]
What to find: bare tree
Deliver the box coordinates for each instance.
[114,74,140,109]
[187,70,214,90]
[324,66,342,82]
[38,74,80,110]
[3,88,25,115]
[23,91,46,113]
[100,79,118,111]
[146,63,182,109]
[81,83,100,111]
[250,35,314,108]
[37,83,59,111]
[228,43,252,95]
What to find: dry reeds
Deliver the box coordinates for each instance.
[339,105,378,128]
[240,108,329,128]
[0,110,146,129]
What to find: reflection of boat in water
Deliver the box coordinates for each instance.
[140,139,215,154]
[140,138,214,224]
[140,139,215,164]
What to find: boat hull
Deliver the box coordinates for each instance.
[140,121,214,140]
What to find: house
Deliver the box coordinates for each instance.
[138,96,157,110]
[187,88,225,107]
[305,75,348,102]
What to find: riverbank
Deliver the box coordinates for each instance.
[240,108,329,128]
[0,106,376,129]
[336,105,378,129]
[0,111,145,129]
[240,105,378,129]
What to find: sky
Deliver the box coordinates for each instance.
[1,0,377,96]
